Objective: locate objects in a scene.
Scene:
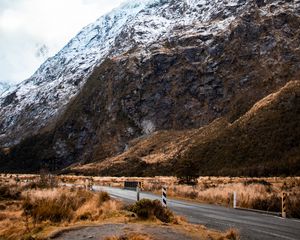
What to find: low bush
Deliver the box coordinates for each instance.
[98,191,111,205]
[22,189,93,223]
[222,228,240,240]
[0,203,6,210]
[128,199,174,223]
[287,192,300,218]
[243,179,271,186]
[0,185,21,200]
[23,194,74,223]
[251,194,281,212]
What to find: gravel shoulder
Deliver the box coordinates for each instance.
[50,223,198,240]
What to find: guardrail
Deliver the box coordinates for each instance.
[230,191,286,218]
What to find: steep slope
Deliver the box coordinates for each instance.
[70,80,300,176]
[0,0,300,174]
[0,0,251,146]
[0,1,147,146]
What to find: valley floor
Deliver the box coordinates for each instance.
[0,174,239,240]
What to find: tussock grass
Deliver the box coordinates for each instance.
[221,228,240,240]
[0,185,123,239]
[22,188,122,224]
[0,176,242,240]
[127,199,174,223]
[105,233,152,240]
[4,174,300,217]
[0,185,21,200]
[55,175,300,217]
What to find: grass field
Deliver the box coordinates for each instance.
[0,174,240,240]
[57,175,300,217]
[2,174,299,218]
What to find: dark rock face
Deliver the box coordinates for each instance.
[1,92,17,108]
[256,0,266,7]
[1,1,300,173]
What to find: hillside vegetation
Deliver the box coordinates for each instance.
[1,2,300,175]
[71,81,300,176]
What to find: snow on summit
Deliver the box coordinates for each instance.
[0,0,265,145]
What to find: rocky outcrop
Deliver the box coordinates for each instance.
[70,81,300,177]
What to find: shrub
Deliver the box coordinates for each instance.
[98,191,111,205]
[222,228,240,240]
[22,190,92,223]
[77,212,92,221]
[128,199,174,223]
[23,194,74,223]
[37,172,58,189]
[251,194,281,212]
[287,192,300,218]
[243,179,271,186]
[0,203,6,210]
[0,185,21,200]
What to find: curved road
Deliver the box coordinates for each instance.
[92,186,300,240]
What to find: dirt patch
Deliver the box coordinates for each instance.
[51,223,198,240]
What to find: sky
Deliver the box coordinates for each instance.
[0,0,124,85]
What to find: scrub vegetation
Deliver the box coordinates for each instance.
[0,174,239,240]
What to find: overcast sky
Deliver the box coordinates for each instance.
[0,0,124,85]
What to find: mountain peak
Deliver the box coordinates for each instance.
[0,0,250,146]
[0,0,299,175]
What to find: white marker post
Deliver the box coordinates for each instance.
[89,177,93,191]
[162,186,167,207]
[282,192,287,218]
[233,192,237,209]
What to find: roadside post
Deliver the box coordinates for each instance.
[162,186,167,207]
[89,177,93,191]
[227,193,231,208]
[136,185,140,201]
[233,191,237,208]
[85,178,90,190]
[282,192,287,218]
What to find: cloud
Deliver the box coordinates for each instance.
[0,0,124,85]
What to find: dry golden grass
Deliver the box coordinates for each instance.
[1,174,297,239]
[2,174,299,216]
[103,222,239,240]
[105,233,153,240]
[54,175,300,217]
[4,174,299,215]
[0,184,124,240]
[0,177,240,240]
[222,228,240,240]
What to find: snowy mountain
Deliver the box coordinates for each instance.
[0,0,258,146]
[0,0,300,174]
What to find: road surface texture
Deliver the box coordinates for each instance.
[52,223,196,240]
[90,186,300,240]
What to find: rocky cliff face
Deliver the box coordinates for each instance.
[0,0,300,174]
[70,80,300,177]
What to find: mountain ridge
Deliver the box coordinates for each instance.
[0,0,246,146]
[69,80,300,176]
[0,82,10,95]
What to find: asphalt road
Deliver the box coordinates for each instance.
[92,186,300,240]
